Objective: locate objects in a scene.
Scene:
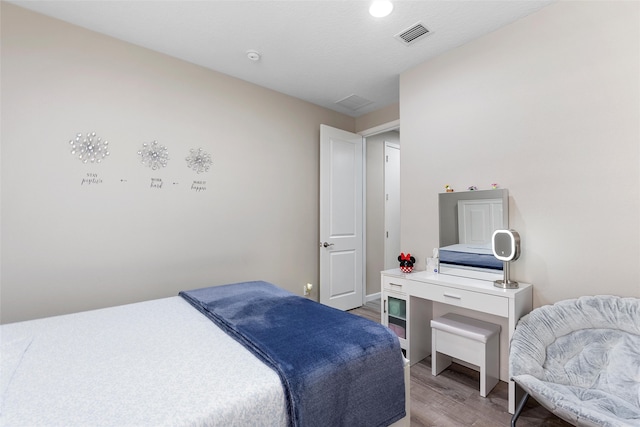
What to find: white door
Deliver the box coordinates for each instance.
[319,124,364,310]
[384,143,401,269]
[458,199,502,245]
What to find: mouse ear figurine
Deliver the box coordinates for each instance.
[398,252,415,273]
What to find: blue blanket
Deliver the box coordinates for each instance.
[180,281,406,427]
[439,249,503,270]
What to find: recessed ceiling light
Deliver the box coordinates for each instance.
[246,50,261,61]
[369,0,393,18]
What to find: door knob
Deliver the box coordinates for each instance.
[321,242,334,248]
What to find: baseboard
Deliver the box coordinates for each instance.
[366,292,381,303]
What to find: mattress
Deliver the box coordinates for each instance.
[0,296,288,427]
[439,243,503,270]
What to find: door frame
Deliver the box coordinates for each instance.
[384,141,401,271]
[359,120,400,305]
[359,120,400,139]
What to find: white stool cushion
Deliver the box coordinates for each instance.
[431,313,500,344]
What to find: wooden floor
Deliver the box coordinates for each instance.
[349,303,572,427]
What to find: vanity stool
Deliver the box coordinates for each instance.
[431,313,501,397]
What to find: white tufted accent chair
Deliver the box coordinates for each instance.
[509,295,640,427]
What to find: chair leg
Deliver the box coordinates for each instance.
[510,392,529,427]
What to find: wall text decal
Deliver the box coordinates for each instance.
[191,180,206,192]
[150,178,163,189]
[81,172,103,186]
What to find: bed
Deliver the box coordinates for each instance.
[439,243,503,270]
[1,281,408,427]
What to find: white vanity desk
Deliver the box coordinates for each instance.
[381,268,532,414]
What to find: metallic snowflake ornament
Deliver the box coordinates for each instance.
[185,148,212,174]
[138,140,169,170]
[70,132,110,164]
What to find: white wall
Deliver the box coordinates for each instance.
[0,4,355,323]
[356,103,399,134]
[400,1,640,307]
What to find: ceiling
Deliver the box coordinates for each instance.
[8,0,554,117]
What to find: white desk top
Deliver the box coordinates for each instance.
[382,268,532,300]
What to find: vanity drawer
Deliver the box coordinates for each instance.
[412,283,509,317]
[383,276,409,293]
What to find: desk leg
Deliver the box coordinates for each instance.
[408,296,432,366]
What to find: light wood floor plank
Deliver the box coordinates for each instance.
[349,304,572,427]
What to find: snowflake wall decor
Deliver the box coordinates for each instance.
[185,148,212,174]
[69,132,110,164]
[138,140,169,170]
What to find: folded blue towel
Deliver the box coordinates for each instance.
[180,281,405,427]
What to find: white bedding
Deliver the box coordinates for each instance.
[440,243,493,254]
[0,297,288,427]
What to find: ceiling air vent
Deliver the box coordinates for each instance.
[335,94,374,111]
[395,22,431,46]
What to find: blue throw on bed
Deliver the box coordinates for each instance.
[180,281,406,427]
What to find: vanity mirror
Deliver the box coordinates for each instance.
[438,189,509,281]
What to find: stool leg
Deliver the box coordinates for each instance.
[431,329,452,376]
[483,335,500,397]
[432,352,452,376]
[480,352,487,397]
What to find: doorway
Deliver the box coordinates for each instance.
[364,129,400,303]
